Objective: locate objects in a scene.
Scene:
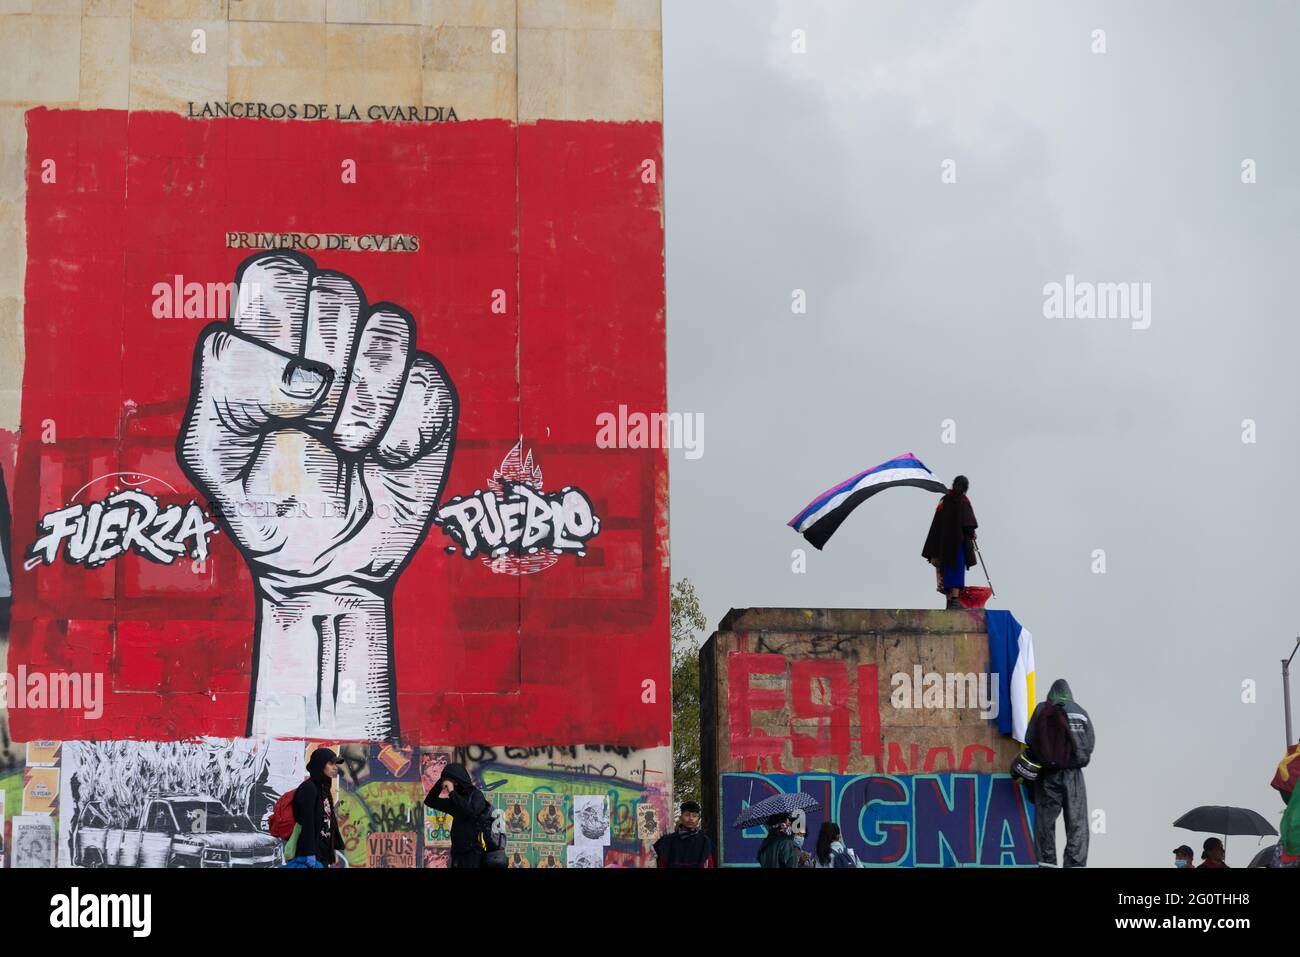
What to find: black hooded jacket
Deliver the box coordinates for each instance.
[1025,678,1096,769]
[293,751,343,865]
[424,763,490,855]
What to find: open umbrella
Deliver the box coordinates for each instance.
[1172,805,1277,837]
[1173,805,1277,858]
[732,791,821,829]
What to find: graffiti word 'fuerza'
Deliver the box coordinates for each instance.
[1,667,103,720]
[187,101,458,123]
[50,887,151,938]
[435,480,600,559]
[225,231,419,253]
[27,491,216,569]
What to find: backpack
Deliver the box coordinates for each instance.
[477,800,509,868]
[831,847,858,869]
[269,788,297,840]
[1035,703,1077,771]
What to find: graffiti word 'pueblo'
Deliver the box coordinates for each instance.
[436,480,600,559]
[27,490,215,569]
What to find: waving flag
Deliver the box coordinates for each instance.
[986,610,1037,743]
[788,452,947,550]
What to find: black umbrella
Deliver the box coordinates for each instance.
[732,791,821,829]
[1172,805,1277,837]
[1173,805,1277,859]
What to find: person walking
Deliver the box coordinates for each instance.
[423,762,491,868]
[1025,678,1095,867]
[922,475,978,610]
[285,746,345,868]
[1172,844,1195,868]
[652,800,714,867]
[812,822,861,868]
[757,813,799,868]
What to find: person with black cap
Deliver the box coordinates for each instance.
[287,746,344,868]
[1198,837,1229,868]
[1172,844,1195,868]
[424,763,491,868]
[652,800,714,867]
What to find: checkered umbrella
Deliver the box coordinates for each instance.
[732,791,821,829]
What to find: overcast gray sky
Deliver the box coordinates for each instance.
[662,0,1300,867]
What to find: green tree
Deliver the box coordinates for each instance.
[670,578,708,810]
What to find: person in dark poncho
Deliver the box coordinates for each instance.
[653,800,714,867]
[922,475,978,610]
[423,762,491,868]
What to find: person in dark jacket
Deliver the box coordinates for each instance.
[757,813,799,868]
[922,475,978,610]
[653,800,714,867]
[291,747,344,867]
[1198,837,1229,868]
[424,763,490,868]
[1025,678,1095,867]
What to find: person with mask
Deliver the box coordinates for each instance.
[652,800,714,867]
[424,762,491,868]
[1172,844,1195,868]
[1025,678,1095,867]
[922,475,979,610]
[286,746,344,868]
[757,813,799,868]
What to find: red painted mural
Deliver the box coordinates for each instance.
[9,108,669,747]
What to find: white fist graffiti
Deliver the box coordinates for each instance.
[178,251,457,740]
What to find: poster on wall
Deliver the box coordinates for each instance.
[499,792,533,842]
[12,814,55,868]
[573,795,611,847]
[21,766,58,815]
[534,843,564,869]
[10,108,670,751]
[57,738,294,867]
[533,793,566,842]
[566,845,603,869]
[24,741,59,767]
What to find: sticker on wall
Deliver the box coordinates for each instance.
[533,793,566,842]
[498,792,533,842]
[566,844,603,869]
[534,842,564,869]
[12,814,55,868]
[24,741,60,767]
[424,805,451,847]
[420,749,453,792]
[506,841,532,868]
[423,846,450,869]
[636,803,661,841]
[22,767,58,815]
[573,795,611,847]
[366,831,417,868]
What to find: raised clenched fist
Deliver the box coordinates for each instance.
[178,251,457,741]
